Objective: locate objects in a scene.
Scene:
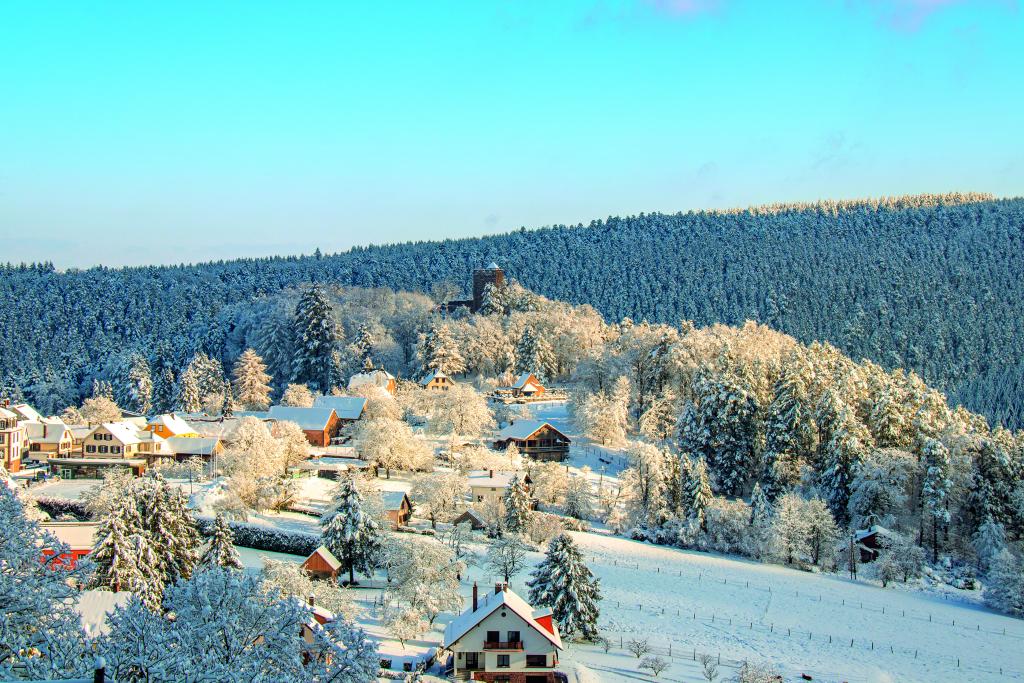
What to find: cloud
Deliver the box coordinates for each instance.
[644,0,723,17]
[846,0,1018,31]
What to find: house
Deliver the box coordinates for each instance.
[847,525,898,563]
[166,436,224,462]
[53,421,150,477]
[186,415,272,443]
[267,405,341,447]
[443,582,561,683]
[382,490,413,527]
[0,406,26,472]
[23,417,74,464]
[420,369,456,392]
[493,421,570,462]
[40,521,98,569]
[145,413,199,439]
[312,396,368,426]
[468,470,532,506]
[452,508,487,531]
[347,359,397,396]
[67,425,93,455]
[301,545,342,580]
[499,373,546,399]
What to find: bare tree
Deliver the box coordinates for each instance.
[639,656,669,678]
[485,534,529,583]
[627,638,651,658]
[699,653,719,682]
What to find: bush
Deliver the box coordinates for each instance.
[33,497,89,520]
[195,516,319,556]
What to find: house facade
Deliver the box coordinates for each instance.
[382,490,413,527]
[301,545,342,580]
[492,421,570,462]
[0,407,26,472]
[40,522,98,569]
[24,418,74,464]
[145,413,199,439]
[267,405,340,447]
[52,421,149,478]
[444,583,561,683]
[347,360,397,396]
[468,470,533,506]
[420,370,456,391]
[499,373,546,399]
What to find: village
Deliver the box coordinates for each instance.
[5,266,1024,683]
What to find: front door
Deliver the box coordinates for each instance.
[465,652,481,670]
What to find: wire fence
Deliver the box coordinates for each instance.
[588,554,1024,641]
[599,596,1024,680]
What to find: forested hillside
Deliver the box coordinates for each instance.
[2,193,1022,427]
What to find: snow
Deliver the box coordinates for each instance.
[75,590,132,637]
[234,544,305,571]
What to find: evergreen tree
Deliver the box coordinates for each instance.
[984,549,1024,616]
[201,514,243,570]
[292,285,341,393]
[762,357,817,492]
[527,534,602,641]
[749,482,772,526]
[921,438,951,562]
[503,474,533,533]
[353,323,374,361]
[515,326,555,381]
[125,353,153,414]
[419,323,466,376]
[255,307,295,393]
[89,498,164,609]
[818,394,870,523]
[175,365,203,413]
[687,457,713,531]
[973,515,1007,573]
[232,348,273,410]
[682,369,760,496]
[152,367,176,414]
[321,475,385,585]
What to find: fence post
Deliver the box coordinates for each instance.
[669,643,671,656]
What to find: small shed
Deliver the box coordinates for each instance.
[504,372,546,398]
[451,508,487,531]
[382,490,413,527]
[301,545,342,580]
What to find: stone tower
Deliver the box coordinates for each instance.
[472,262,504,312]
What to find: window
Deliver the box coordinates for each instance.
[486,631,500,643]
[526,655,547,668]
[0,434,4,444]
[497,655,510,668]
[112,446,121,454]
[507,631,520,643]
[86,445,96,453]
[99,445,108,454]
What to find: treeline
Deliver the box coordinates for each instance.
[1,193,1022,426]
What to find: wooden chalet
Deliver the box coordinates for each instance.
[452,508,487,531]
[499,372,546,398]
[301,545,342,580]
[493,420,571,462]
[420,369,456,392]
[382,490,413,527]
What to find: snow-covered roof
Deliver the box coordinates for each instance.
[166,436,222,455]
[510,373,541,389]
[304,545,342,571]
[147,413,196,435]
[381,490,410,511]
[40,522,98,550]
[98,421,143,445]
[56,457,148,466]
[24,418,70,443]
[854,525,894,542]
[68,425,93,439]
[0,407,17,420]
[267,405,336,431]
[344,368,391,389]
[419,369,451,386]
[495,420,567,442]
[10,403,43,422]
[76,590,132,637]
[485,262,500,270]
[467,470,521,489]
[443,585,561,650]
[312,396,367,420]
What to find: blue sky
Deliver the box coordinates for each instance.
[1,1,1021,268]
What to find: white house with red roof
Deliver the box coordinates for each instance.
[443,582,561,683]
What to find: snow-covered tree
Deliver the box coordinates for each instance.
[383,537,463,624]
[232,348,273,410]
[261,558,355,618]
[527,534,602,641]
[353,323,374,361]
[175,364,203,413]
[687,457,713,531]
[973,516,1007,573]
[273,420,311,471]
[515,326,555,381]
[762,356,817,494]
[429,383,494,437]
[201,513,243,570]
[576,381,629,447]
[292,285,341,393]
[153,366,176,414]
[639,390,678,443]
[846,447,914,530]
[486,533,529,582]
[409,471,468,528]
[984,549,1024,616]
[504,474,533,533]
[281,382,315,407]
[89,487,165,609]
[921,438,952,562]
[355,417,433,477]
[682,369,760,497]
[79,395,122,425]
[529,460,568,504]
[97,567,378,682]
[418,323,466,376]
[771,494,837,567]
[564,475,595,521]
[321,475,386,584]
[817,393,871,523]
[123,352,154,414]
[0,485,90,680]
[384,606,428,651]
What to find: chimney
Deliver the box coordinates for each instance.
[495,583,503,595]
[472,582,478,611]
[308,594,315,607]
[489,469,494,479]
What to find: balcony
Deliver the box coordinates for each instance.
[483,641,524,651]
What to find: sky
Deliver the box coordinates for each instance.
[0,1,1021,268]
